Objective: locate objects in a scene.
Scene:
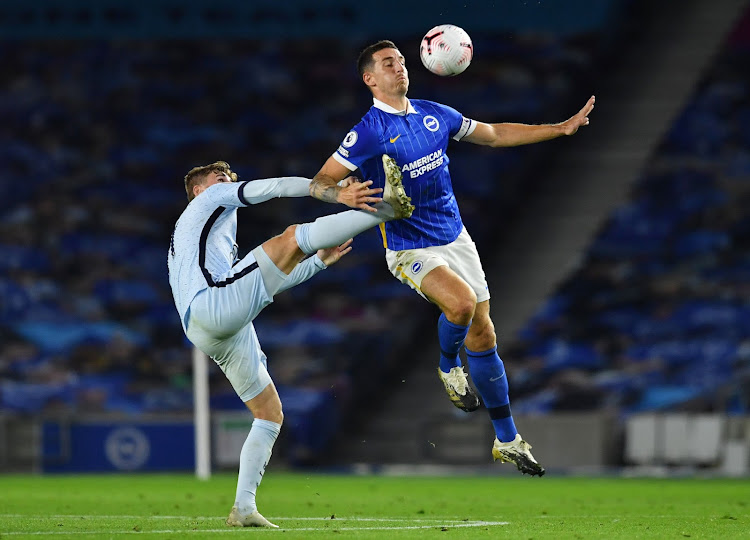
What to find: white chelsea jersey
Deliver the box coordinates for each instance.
[167,177,310,331]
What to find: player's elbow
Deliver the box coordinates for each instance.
[490,131,515,147]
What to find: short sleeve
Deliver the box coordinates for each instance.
[452,116,477,141]
[431,102,476,141]
[332,121,380,171]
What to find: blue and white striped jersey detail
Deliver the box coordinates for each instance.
[333,98,476,250]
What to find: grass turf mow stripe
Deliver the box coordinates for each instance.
[1,474,748,539]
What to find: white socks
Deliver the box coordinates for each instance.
[294,204,395,254]
[234,418,281,515]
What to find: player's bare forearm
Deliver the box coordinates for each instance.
[311,173,383,212]
[466,95,595,147]
[310,174,342,204]
[491,122,566,147]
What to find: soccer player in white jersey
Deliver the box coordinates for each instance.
[168,161,412,527]
[310,40,595,476]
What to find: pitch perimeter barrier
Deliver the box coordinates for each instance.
[41,418,195,473]
[1,412,747,474]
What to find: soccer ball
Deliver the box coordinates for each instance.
[419,24,473,76]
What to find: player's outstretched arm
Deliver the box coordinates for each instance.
[311,156,383,212]
[463,95,595,147]
[240,176,313,204]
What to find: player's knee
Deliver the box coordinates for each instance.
[468,318,497,350]
[267,398,284,425]
[446,293,477,324]
[247,390,284,424]
[479,321,497,345]
[457,303,476,324]
[282,224,299,245]
[274,224,305,259]
[253,402,284,425]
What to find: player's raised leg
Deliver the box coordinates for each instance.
[465,301,545,476]
[295,161,412,256]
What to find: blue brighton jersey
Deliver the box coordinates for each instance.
[333,98,476,250]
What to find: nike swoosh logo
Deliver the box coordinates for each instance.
[489,376,504,382]
[389,135,401,143]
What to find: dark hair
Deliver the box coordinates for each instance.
[183,160,238,201]
[357,40,398,78]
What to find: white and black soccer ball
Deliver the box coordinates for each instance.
[419,24,473,76]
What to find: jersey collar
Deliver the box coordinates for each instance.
[373,97,417,116]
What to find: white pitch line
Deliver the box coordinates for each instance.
[3,513,725,520]
[0,518,510,535]
[0,515,494,521]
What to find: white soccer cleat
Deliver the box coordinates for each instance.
[437,366,480,412]
[226,506,279,528]
[492,434,546,477]
[382,154,414,219]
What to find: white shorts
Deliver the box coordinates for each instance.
[385,227,490,303]
[185,245,284,402]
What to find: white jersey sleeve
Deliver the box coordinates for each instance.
[238,177,312,205]
[197,177,312,209]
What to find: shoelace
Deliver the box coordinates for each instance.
[513,440,539,462]
[444,367,469,395]
[519,440,532,451]
[498,438,532,453]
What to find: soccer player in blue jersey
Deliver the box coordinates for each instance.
[310,40,595,476]
[168,161,412,527]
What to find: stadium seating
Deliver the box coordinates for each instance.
[509,13,750,415]
[0,21,628,462]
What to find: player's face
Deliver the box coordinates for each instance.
[370,48,409,95]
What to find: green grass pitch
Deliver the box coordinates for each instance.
[1,472,748,538]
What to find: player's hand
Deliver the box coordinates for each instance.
[337,179,383,213]
[562,95,595,135]
[337,176,359,188]
[317,239,353,266]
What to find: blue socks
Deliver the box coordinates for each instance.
[438,313,470,373]
[235,419,281,515]
[437,312,518,443]
[466,346,517,443]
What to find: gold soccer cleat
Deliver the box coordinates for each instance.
[382,154,414,219]
[437,366,480,412]
[492,434,546,477]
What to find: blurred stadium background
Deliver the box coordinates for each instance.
[1,0,749,478]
